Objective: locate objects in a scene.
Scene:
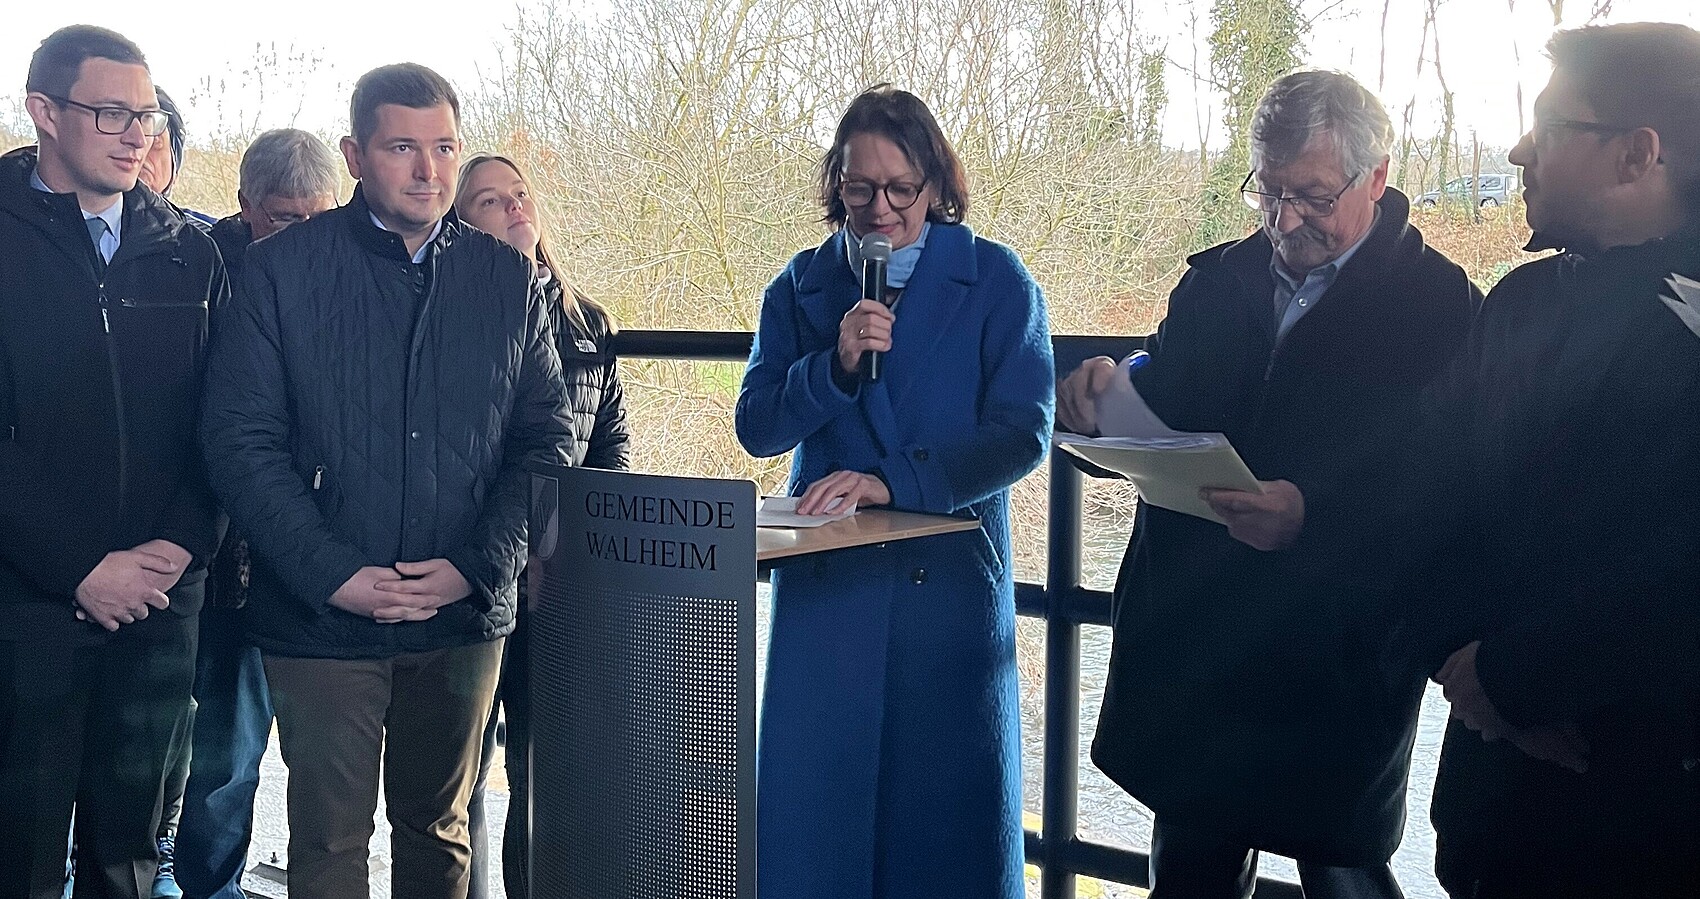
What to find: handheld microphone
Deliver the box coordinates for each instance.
[859,232,893,382]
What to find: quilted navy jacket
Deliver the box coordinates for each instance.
[544,277,629,470]
[200,188,573,659]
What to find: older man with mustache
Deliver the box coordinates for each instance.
[1058,70,1479,898]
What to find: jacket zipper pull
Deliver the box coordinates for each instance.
[313,465,325,490]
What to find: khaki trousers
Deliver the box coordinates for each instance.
[264,639,504,899]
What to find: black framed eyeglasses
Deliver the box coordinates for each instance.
[1240,171,1362,218]
[45,95,172,137]
[255,203,313,229]
[839,179,926,210]
[1533,118,1638,144]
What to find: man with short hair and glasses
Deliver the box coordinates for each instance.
[0,24,226,899]
[1058,70,1479,898]
[1380,23,1700,898]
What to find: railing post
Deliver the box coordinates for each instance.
[1041,454,1084,899]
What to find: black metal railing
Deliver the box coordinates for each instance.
[613,329,1305,899]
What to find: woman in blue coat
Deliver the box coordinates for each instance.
[735,84,1054,898]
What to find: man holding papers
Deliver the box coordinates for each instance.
[1059,71,1478,898]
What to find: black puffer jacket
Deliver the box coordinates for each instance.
[545,276,629,470]
[0,147,227,643]
[200,188,573,659]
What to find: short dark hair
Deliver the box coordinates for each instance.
[349,63,460,147]
[816,84,969,227]
[26,25,148,98]
[1548,23,1700,212]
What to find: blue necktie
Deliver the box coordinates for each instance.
[86,216,109,271]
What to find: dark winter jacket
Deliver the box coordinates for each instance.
[208,213,252,284]
[1390,232,1700,896]
[203,212,254,611]
[0,147,227,644]
[544,277,629,470]
[1090,188,1480,865]
[200,188,573,660]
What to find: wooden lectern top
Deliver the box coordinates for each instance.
[757,508,980,562]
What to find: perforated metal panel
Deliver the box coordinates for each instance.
[526,465,756,899]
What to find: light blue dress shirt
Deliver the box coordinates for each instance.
[31,168,122,262]
[1271,209,1381,345]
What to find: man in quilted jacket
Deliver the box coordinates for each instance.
[199,63,572,899]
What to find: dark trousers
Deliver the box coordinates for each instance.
[174,606,273,899]
[264,639,504,899]
[158,699,194,841]
[469,617,530,899]
[1148,818,1405,899]
[0,612,198,899]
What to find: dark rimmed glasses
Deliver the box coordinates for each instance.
[839,179,926,210]
[1532,118,1639,146]
[44,95,172,137]
[253,201,315,229]
[1240,171,1362,218]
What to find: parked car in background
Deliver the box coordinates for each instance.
[1416,172,1521,207]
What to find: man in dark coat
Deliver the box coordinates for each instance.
[1058,70,1479,898]
[199,64,572,899]
[173,127,339,899]
[1387,23,1700,898]
[0,25,226,899]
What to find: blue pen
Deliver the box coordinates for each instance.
[1123,350,1151,380]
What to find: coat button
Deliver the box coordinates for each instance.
[410,431,421,440]
[913,449,929,462]
[910,568,927,584]
[1684,757,1698,772]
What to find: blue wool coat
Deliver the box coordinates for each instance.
[736,223,1054,898]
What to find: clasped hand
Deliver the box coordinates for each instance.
[1436,641,1590,773]
[74,539,191,631]
[330,559,472,624]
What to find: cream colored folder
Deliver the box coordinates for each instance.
[1054,433,1260,525]
[1055,362,1261,525]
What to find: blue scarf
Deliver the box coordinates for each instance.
[845,222,931,289]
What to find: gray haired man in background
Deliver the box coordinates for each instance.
[172,127,340,899]
[1058,70,1479,898]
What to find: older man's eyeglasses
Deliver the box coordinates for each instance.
[840,179,926,210]
[255,203,314,229]
[45,95,172,137]
[1240,171,1361,218]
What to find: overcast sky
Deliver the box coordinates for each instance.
[4,0,1699,151]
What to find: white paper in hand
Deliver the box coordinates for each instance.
[1094,361,1186,439]
[1057,365,1262,524]
[757,496,858,528]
